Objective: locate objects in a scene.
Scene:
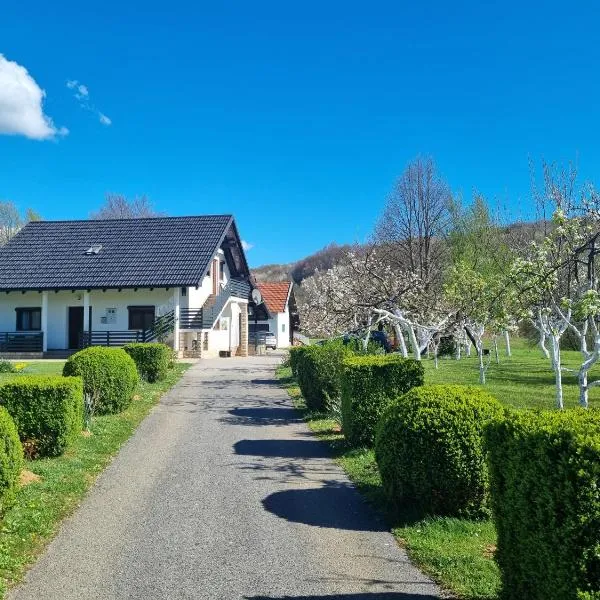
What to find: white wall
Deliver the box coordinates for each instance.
[275,309,291,348]
[186,248,232,308]
[0,288,181,350]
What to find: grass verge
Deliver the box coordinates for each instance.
[0,362,190,596]
[277,364,500,600]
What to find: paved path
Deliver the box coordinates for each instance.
[9,357,441,600]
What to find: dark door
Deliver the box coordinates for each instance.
[68,307,84,349]
[68,307,92,349]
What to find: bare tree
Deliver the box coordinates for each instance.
[90,193,163,219]
[0,201,23,245]
[374,156,452,285]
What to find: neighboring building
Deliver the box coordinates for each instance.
[249,281,297,348]
[0,215,253,358]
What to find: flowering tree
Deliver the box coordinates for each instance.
[299,247,452,360]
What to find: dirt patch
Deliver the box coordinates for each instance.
[81,430,92,438]
[483,544,497,558]
[133,395,141,401]
[19,470,41,486]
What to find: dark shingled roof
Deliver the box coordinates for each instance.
[0,215,236,290]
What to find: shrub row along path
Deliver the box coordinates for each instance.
[9,356,440,600]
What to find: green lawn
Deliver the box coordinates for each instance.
[0,361,65,380]
[423,336,600,409]
[0,362,190,597]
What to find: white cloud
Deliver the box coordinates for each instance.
[67,79,110,126]
[241,240,254,251]
[0,54,67,140]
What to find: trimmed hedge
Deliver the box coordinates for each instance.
[296,343,351,412]
[486,409,600,600]
[0,407,23,513]
[341,355,424,447]
[124,343,170,383]
[288,346,310,378]
[0,376,84,457]
[63,347,139,415]
[375,384,503,519]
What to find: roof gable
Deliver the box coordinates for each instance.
[0,215,245,290]
[256,281,293,314]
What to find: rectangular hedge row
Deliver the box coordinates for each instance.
[341,354,424,446]
[289,343,600,598]
[486,409,600,600]
[0,376,84,458]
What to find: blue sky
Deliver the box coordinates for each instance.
[1,2,599,267]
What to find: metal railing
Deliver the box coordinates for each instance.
[79,278,252,346]
[0,332,43,353]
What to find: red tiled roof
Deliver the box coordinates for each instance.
[256,281,292,314]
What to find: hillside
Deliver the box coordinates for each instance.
[252,242,354,284]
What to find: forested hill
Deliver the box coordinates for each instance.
[252,243,354,284]
[251,219,545,284]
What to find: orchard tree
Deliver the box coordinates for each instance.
[299,247,452,360]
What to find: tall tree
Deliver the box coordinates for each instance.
[374,156,452,286]
[0,201,42,245]
[90,194,162,219]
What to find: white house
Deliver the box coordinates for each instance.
[0,215,254,358]
[248,281,297,349]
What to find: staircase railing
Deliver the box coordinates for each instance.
[79,278,251,347]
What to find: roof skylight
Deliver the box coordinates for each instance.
[85,244,103,255]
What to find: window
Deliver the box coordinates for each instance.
[85,244,102,255]
[219,261,225,281]
[16,308,41,331]
[249,323,270,333]
[128,306,155,330]
[282,323,286,333]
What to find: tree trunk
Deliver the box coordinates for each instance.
[362,318,372,352]
[538,326,550,360]
[466,341,472,357]
[455,339,461,360]
[503,330,512,357]
[550,334,564,410]
[394,324,408,358]
[494,336,499,364]
[476,340,486,384]
[405,324,421,361]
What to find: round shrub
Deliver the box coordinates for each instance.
[123,343,170,382]
[375,384,503,519]
[63,347,139,415]
[0,407,23,513]
[341,355,424,447]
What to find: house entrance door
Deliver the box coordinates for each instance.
[68,307,92,349]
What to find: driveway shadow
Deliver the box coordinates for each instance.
[224,407,302,426]
[245,594,440,599]
[262,482,386,531]
[234,439,331,459]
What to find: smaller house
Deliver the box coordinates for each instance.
[248,281,298,348]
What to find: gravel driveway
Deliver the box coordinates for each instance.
[9,356,440,600]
